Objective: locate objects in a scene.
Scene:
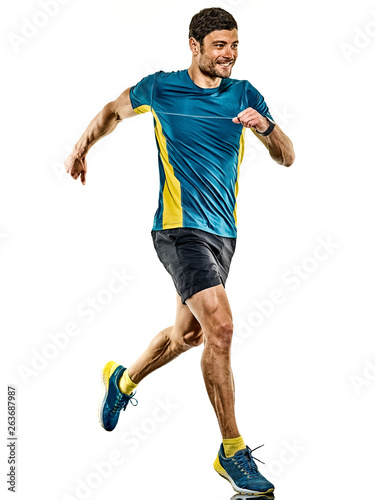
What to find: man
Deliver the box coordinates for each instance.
[65,7,294,496]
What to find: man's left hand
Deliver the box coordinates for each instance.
[232,107,269,133]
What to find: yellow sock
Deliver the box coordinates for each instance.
[119,369,138,395]
[223,436,246,458]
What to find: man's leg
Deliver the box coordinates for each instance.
[126,293,203,385]
[99,293,203,432]
[185,283,239,439]
[185,284,274,495]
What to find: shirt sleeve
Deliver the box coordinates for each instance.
[245,81,274,122]
[129,72,158,114]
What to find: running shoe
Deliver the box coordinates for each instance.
[214,443,274,495]
[99,361,138,431]
[231,495,274,500]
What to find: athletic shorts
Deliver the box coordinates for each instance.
[151,227,236,304]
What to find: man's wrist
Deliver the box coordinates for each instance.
[255,118,275,137]
[74,145,88,159]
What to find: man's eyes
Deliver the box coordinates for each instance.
[215,44,238,49]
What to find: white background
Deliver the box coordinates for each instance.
[1,0,375,499]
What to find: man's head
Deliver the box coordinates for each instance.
[189,8,238,79]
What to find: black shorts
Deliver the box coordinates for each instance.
[151,227,236,304]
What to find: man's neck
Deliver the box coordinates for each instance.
[188,66,221,89]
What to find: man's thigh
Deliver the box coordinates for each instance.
[185,284,233,334]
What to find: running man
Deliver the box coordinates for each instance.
[65,7,295,496]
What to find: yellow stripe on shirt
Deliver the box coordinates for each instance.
[133,105,151,114]
[151,110,183,228]
[233,127,246,226]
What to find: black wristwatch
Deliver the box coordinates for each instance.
[256,118,275,137]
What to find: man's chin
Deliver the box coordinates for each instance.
[199,64,233,80]
[216,69,232,79]
[214,65,233,78]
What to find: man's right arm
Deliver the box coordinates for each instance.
[64,87,136,185]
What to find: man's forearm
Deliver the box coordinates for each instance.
[74,102,121,157]
[253,125,295,167]
[65,88,135,184]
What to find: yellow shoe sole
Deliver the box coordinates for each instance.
[98,361,120,430]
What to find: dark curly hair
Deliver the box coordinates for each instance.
[189,7,238,46]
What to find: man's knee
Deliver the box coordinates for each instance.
[206,320,233,351]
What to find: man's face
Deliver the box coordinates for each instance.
[196,29,239,79]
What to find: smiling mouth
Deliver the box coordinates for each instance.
[217,61,233,68]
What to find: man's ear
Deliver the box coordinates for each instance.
[189,37,200,55]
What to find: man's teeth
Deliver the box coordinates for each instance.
[219,62,231,67]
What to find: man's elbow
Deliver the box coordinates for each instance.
[271,151,295,167]
[280,145,296,167]
[106,101,122,122]
[282,152,295,167]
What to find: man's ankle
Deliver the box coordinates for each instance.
[223,435,246,457]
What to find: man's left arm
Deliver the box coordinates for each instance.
[233,108,295,167]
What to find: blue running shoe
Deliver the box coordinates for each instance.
[99,361,138,431]
[214,444,274,495]
[231,495,274,500]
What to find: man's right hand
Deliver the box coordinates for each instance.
[64,150,87,185]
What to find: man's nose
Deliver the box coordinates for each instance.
[224,46,235,59]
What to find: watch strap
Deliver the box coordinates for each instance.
[256,118,275,137]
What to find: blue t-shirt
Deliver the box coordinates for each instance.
[129,69,273,238]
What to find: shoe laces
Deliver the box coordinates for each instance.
[234,445,265,477]
[112,390,138,413]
